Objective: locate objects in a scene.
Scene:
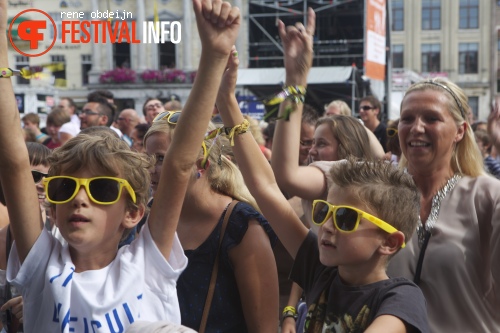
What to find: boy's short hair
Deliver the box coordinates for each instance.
[302,104,320,126]
[26,142,51,167]
[474,129,492,154]
[22,113,40,126]
[47,107,71,127]
[48,134,152,212]
[329,158,420,249]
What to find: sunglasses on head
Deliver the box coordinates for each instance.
[43,176,136,205]
[152,111,181,124]
[359,105,374,111]
[386,128,398,137]
[31,170,48,184]
[312,200,405,248]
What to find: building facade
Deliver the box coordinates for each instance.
[390,0,496,121]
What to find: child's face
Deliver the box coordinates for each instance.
[317,185,387,268]
[23,120,37,130]
[31,163,49,206]
[145,132,171,196]
[50,168,135,255]
[308,123,339,162]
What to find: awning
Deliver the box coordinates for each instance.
[236,66,353,86]
[236,66,369,114]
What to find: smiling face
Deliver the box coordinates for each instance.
[145,132,171,196]
[50,168,134,256]
[32,163,49,206]
[318,185,387,269]
[308,123,339,162]
[399,89,465,175]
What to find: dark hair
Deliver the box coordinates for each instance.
[360,95,382,110]
[302,104,320,126]
[87,96,115,127]
[60,97,77,110]
[474,129,492,154]
[26,142,52,166]
[134,123,150,141]
[22,113,41,126]
[88,90,114,101]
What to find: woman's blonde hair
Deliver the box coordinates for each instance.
[242,114,265,146]
[325,100,351,116]
[316,115,376,161]
[399,78,484,177]
[144,119,259,210]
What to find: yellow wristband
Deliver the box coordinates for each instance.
[282,306,297,315]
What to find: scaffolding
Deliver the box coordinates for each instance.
[248,0,366,69]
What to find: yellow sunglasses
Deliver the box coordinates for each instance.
[312,200,405,248]
[152,110,182,124]
[386,128,398,137]
[44,176,136,205]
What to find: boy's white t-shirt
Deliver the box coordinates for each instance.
[6,223,187,333]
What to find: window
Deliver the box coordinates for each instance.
[421,44,440,73]
[158,43,176,69]
[113,43,131,69]
[392,44,404,68]
[392,0,404,31]
[15,56,29,85]
[468,96,478,119]
[422,0,441,30]
[459,43,478,74]
[81,54,92,85]
[459,0,478,29]
[50,55,67,87]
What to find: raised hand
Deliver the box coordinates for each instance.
[278,7,316,85]
[193,0,241,58]
[0,0,6,31]
[218,45,239,99]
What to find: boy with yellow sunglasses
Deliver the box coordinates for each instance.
[0,0,240,331]
[213,8,429,333]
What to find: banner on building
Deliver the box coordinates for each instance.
[365,0,386,81]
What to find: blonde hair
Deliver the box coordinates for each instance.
[325,100,351,116]
[144,119,259,210]
[399,78,484,177]
[49,134,152,211]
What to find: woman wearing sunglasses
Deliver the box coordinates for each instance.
[0,0,241,331]
[143,113,278,332]
[212,12,428,333]
[386,78,500,332]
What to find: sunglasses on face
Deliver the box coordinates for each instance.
[43,176,136,205]
[312,200,405,248]
[387,128,398,137]
[146,103,164,111]
[152,111,182,124]
[31,170,48,184]
[359,105,374,111]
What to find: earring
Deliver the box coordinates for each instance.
[196,171,201,179]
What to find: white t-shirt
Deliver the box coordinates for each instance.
[7,224,187,333]
[59,114,81,137]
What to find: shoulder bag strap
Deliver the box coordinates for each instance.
[198,200,237,333]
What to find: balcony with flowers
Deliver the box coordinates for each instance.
[97,68,197,86]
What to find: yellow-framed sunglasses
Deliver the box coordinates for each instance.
[44,176,136,205]
[312,200,405,248]
[152,110,182,124]
[386,127,398,137]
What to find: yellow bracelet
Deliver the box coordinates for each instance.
[282,306,297,315]
[223,119,249,146]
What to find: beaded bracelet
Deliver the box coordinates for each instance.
[263,85,306,121]
[223,119,249,146]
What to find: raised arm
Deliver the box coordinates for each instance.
[148,0,240,258]
[269,10,327,201]
[0,0,43,262]
[216,9,316,259]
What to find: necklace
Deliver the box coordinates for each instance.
[416,174,462,247]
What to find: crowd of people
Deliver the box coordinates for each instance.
[1,0,500,332]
